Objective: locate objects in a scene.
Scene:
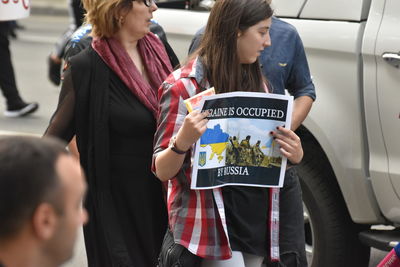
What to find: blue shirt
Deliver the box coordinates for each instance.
[260,17,315,99]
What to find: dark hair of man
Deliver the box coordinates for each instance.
[198,0,273,93]
[0,136,68,240]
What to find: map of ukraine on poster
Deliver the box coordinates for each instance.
[200,124,229,163]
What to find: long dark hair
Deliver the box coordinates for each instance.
[198,0,273,93]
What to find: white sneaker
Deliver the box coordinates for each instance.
[4,102,39,117]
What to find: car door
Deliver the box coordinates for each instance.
[374,0,400,198]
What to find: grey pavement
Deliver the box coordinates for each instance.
[30,0,69,16]
[0,15,65,135]
[0,12,388,267]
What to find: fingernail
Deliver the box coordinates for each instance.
[276,126,279,130]
[270,131,273,135]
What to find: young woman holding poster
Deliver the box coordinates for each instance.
[153,0,303,266]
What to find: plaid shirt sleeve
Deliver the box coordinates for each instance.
[152,68,195,171]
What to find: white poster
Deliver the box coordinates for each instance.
[0,0,30,21]
[191,92,293,190]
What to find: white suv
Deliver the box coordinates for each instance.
[154,0,400,266]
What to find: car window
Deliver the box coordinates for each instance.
[300,0,371,21]
[156,0,214,11]
[272,0,307,18]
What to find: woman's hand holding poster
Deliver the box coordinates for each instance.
[190,92,293,189]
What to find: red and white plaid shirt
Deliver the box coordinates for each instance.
[153,57,280,261]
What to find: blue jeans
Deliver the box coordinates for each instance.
[268,167,307,267]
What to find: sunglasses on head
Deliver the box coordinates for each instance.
[132,0,157,7]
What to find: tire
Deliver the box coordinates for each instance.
[297,142,370,267]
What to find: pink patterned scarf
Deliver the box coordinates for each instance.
[92,33,173,118]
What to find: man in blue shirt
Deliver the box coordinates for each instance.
[259,16,315,129]
[189,7,315,267]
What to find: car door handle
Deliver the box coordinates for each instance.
[382,53,400,68]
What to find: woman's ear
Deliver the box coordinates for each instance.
[115,8,127,27]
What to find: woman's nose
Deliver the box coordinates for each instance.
[263,34,271,48]
[151,1,158,11]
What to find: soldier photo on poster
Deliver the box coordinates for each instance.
[191,92,293,189]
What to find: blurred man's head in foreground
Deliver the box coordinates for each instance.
[0,136,87,267]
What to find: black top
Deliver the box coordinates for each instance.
[45,47,167,267]
[222,186,269,257]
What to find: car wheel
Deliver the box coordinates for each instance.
[303,202,314,264]
[297,145,370,267]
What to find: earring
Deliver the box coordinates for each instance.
[118,16,125,26]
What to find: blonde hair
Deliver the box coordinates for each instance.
[82,0,132,38]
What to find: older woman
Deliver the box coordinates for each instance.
[44,0,171,266]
